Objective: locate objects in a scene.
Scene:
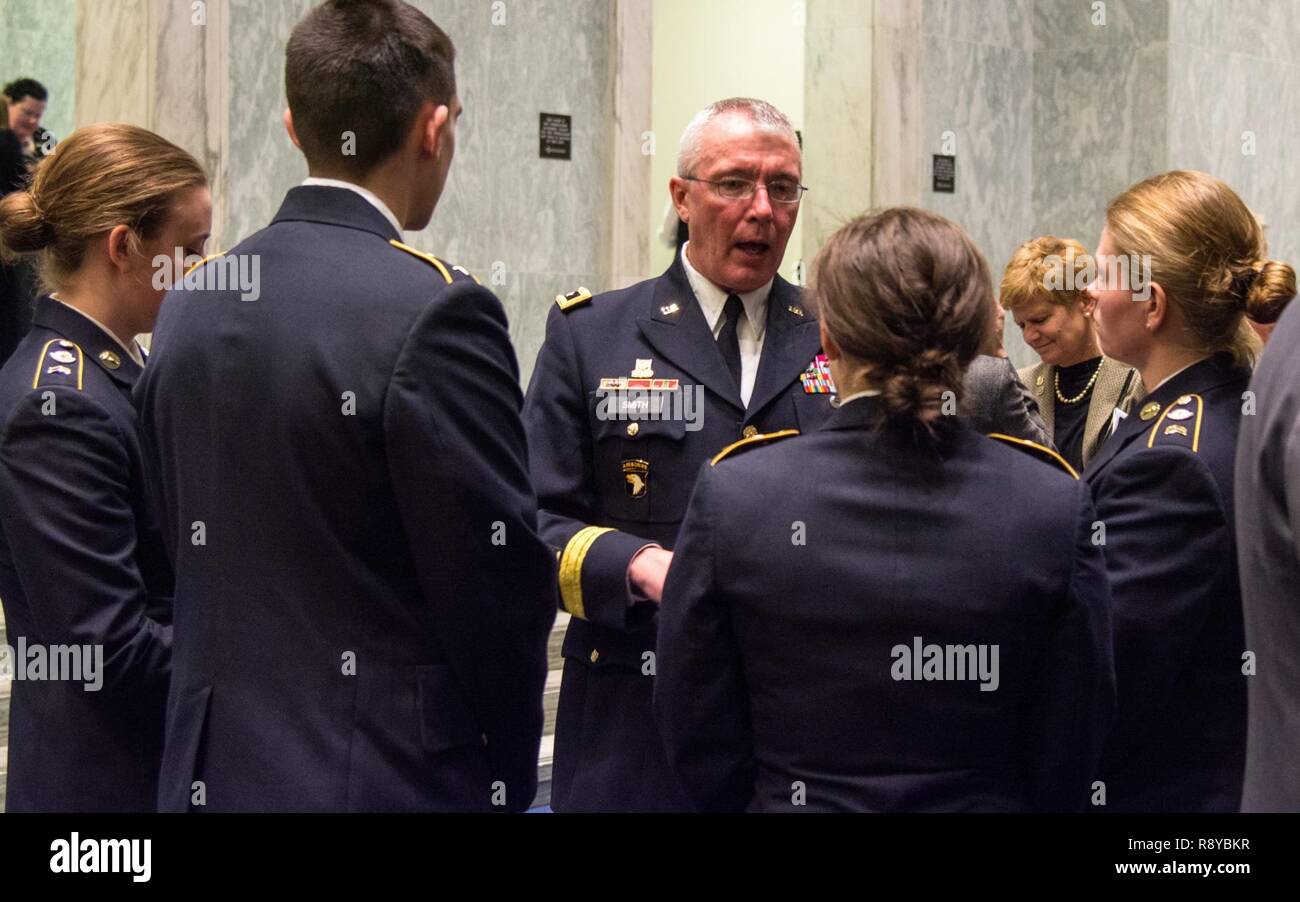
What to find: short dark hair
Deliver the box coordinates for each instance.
[285,0,456,177]
[3,78,48,104]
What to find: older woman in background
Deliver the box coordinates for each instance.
[1004,237,1140,471]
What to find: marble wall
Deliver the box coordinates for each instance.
[55,0,642,384]
[1031,0,1169,289]
[919,0,1036,366]
[803,0,874,265]
[0,0,77,142]
[1166,0,1300,272]
[217,0,629,382]
[809,0,1299,368]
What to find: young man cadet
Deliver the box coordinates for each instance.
[135,0,554,812]
[524,98,834,811]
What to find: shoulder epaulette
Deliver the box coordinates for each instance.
[988,433,1079,479]
[1147,393,1203,452]
[711,429,800,466]
[556,287,593,312]
[32,339,84,390]
[389,240,481,285]
[184,252,225,278]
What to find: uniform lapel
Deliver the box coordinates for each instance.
[1083,394,1149,479]
[745,276,821,417]
[635,258,745,413]
[1084,356,1232,480]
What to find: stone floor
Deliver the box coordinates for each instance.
[0,611,567,814]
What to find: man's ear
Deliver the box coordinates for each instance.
[669,177,690,224]
[1145,281,1168,332]
[819,321,841,361]
[105,225,136,272]
[422,102,450,159]
[283,109,302,150]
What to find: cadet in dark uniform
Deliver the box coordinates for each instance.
[1235,269,1300,812]
[653,209,1115,812]
[1082,170,1292,811]
[134,0,554,812]
[0,123,210,811]
[524,98,834,811]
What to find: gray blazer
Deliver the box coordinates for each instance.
[960,355,1051,447]
[1018,356,1142,467]
[1235,305,1300,811]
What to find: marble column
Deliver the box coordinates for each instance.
[803,0,875,265]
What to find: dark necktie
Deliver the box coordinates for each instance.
[717,294,744,393]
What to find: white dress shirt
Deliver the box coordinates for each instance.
[680,242,772,408]
[301,177,404,236]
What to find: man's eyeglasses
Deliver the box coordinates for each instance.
[683,176,808,205]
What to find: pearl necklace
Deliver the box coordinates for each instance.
[1055,359,1104,405]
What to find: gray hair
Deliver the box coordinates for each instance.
[676,97,799,178]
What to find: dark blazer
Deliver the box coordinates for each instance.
[0,296,172,811]
[653,398,1115,812]
[1084,353,1250,812]
[522,255,834,811]
[1236,306,1300,811]
[134,185,555,812]
[961,355,1051,446]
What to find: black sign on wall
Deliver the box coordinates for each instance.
[540,113,572,160]
[932,154,956,193]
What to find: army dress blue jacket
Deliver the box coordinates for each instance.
[653,397,1116,812]
[135,186,555,812]
[1084,353,1250,812]
[0,296,173,812]
[523,255,837,811]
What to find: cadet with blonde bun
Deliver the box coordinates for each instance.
[0,122,211,812]
[1082,169,1296,812]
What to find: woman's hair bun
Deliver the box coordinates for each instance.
[1244,259,1297,325]
[0,190,56,257]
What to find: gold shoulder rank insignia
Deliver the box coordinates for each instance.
[32,339,84,390]
[556,287,593,311]
[1148,393,1203,452]
[710,429,800,466]
[389,239,454,284]
[987,433,1080,480]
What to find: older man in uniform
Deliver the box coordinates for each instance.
[135,0,554,812]
[524,98,835,811]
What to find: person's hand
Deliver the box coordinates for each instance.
[628,547,674,604]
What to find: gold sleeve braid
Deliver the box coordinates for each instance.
[558,526,615,620]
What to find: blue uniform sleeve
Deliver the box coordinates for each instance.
[383,280,556,811]
[1028,481,1116,810]
[523,304,657,631]
[652,462,754,811]
[1088,447,1228,767]
[0,388,171,696]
